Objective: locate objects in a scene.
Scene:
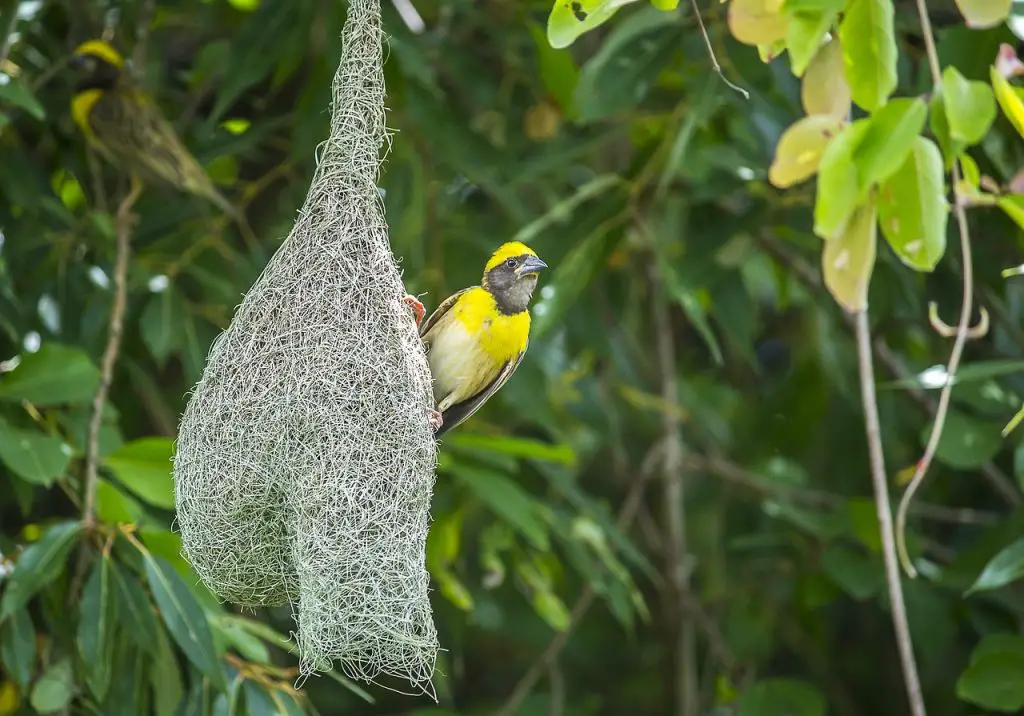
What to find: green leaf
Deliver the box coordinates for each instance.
[929,93,961,169]
[801,38,852,117]
[784,0,847,76]
[140,288,188,366]
[728,0,789,45]
[103,437,175,509]
[531,589,572,631]
[451,466,550,550]
[215,615,271,663]
[0,79,46,120]
[813,119,869,239]
[547,0,640,49]
[0,606,35,688]
[151,625,185,716]
[966,537,1024,594]
[144,555,227,692]
[77,553,116,700]
[941,66,998,146]
[95,479,145,525]
[878,137,948,272]
[822,194,877,313]
[738,678,827,716]
[954,0,1011,27]
[821,544,882,599]
[991,65,1024,138]
[29,658,74,714]
[838,0,897,112]
[769,115,846,188]
[0,419,72,486]
[957,635,1024,711]
[0,343,100,406]
[656,253,725,365]
[924,410,1002,470]
[853,97,929,195]
[0,521,81,620]
[529,24,579,117]
[445,433,576,465]
[572,7,679,122]
[227,0,261,10]
[110,562,160,657]
[998,195,1024,232]
[436,569,475,611]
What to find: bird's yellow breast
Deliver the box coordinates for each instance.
[450,287,530,361]
[71,90,102,139]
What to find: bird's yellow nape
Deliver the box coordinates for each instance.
[484,241,537,272]
[72,40,125,68]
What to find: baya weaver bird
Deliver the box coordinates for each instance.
[69,39,239,218]
[404,241,548,437]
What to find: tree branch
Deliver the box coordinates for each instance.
[894,0,981,579]
[82,182,142,529]
[855,310,927,716]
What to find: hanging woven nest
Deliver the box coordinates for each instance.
[172,0,439,694]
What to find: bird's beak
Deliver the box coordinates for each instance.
[516,255,548,277]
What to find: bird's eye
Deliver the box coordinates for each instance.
[505,258,518,269]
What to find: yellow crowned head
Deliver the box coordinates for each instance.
[485,241,538,273]
[72,40,125,69]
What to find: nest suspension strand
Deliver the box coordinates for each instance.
[172,0,439,693]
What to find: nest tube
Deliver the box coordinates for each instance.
[172,0,440,694]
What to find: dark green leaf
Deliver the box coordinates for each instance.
[29,657,74,714]
[966,537,1024,594]
[957,635,1024,711]
[0,343,100,406]
[838,0,897,111]
[140,288,188,366]
[144,555,227,692]
[78,553,116,700]
[738,678,827,716]
[451,466,549,550]
[0,418,72,486]
[821,544,882,599]
[529,23,579,117]
[0,79,46,120]
[878,137,948,272]
[110,562,160,657]
[923,410,1002,470]
[0,606,35,688]
[151,624,185,716]
[0,521,81,620]
[103,437,175,509]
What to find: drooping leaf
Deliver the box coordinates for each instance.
[103,437,175,510]
[77,553,116,700]
[144,555,227,692]
[28,658,73,714]
[878,137,948,272]
[0,606,35,688]
[444,433,576,465]
[728,0,789,46]
[813,119,870,239]
[95,479,145,525]
[0,521,81,620]
[529,24,579,117]
[0,343,100,406]
[151,625,184,716]
[110,562,160,657]
[821,195,878,313]
[991,65,1024,138]
[768,115,846,188]
[852,97,929,195]
[966,537,1024,594]
[451,466,550,550]
[941,66,998,146]
[954,0,1011,28]
[838,0,897,112]
[0,79,46,120]
[738,678,827,716]
[0,419,72,486]
[140,288,188,366]
[801,38,852,117]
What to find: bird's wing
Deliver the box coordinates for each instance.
[419,287,471,340]
[435,345,526,437]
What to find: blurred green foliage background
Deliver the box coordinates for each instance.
[2,0,1024,714]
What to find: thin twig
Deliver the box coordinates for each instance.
[82,181,142,529]
[855,310,927,716]
[648,260,698,716]
[688,0,749,98]
[494,444,664,716]
[894,0,980,579]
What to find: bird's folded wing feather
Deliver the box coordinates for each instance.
[436,347,526,436]
[419,288,469,340]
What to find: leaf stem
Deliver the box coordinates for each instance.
[855,310,927,716]
[894,0,978,579]
[82,182,142,529]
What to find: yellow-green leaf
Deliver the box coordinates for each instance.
[813,119,870,239]
[954,0,1010,28]
[728,0,789,45]
[822,195,878,312]
[853,97,928,195]
[942,66,997,146]
[999,195,1024,231]
[878,137,948,272]
[102,438,175,510]
[838,0,897,112]
[802,38,852,117]
[547,0,639,49]
[650,0,679,8]
[783,0,846,77]
[769,115,846,188]
[991,66,1024,138]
